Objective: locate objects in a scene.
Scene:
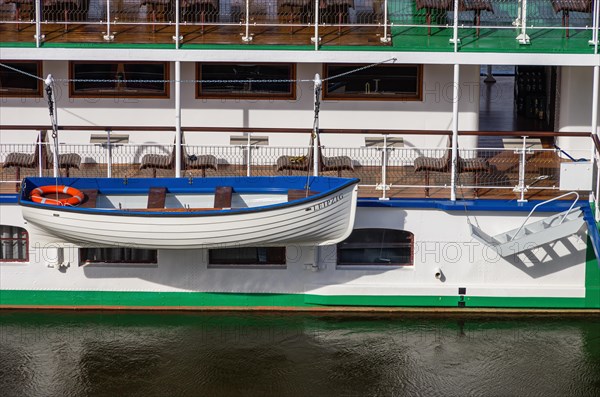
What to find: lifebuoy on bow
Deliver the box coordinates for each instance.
[30,185,84,206]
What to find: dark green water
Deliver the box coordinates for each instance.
[1,311,599,397]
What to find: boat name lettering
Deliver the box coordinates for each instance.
[311,194,344,211]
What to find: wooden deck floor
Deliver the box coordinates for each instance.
[0,22,388,46]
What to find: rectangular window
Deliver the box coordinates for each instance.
[337,229,414,267]
[197,63,295,100]
[209,247,286,267]
[323,64,422,101]
[79,248,157,265]
[70,62,169,98]
[0,61,42,97]
[0,225,28,262]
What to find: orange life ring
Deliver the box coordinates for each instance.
[30,185,84,206]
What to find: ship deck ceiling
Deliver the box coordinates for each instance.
[0,23,596,54]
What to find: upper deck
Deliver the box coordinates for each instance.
[1,0,598,61]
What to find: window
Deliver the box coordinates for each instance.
[79,248,157,265]
[0,225,28,262]
[209,247,286,267]
[323,64,422,101]
[337,229,414,267]
[70,61,169,98]
[197,63,295,99]
[0,61,42,97]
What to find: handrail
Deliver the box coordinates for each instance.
[510,191,580,242]
[0,125,593,137]
[553,144,588,162]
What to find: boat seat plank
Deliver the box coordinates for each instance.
[79,189,99,208]
[214,186,233,208]
[147,187,167,209]
[288,189,319,201]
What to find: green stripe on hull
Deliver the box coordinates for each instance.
[0,290,596,310]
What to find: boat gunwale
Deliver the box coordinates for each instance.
[18,177,360,218]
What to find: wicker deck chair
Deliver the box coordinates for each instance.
[139,138,180,177]
[415,0,494,36]
[276,134,354,176]
[551,0,593,38]
[414,138,490,197]
[2,130,81,176]
[183,144,218,177]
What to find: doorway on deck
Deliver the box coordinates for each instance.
[478,65,558,149]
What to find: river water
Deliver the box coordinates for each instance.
[1,311,599,397]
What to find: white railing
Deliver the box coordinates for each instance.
[0,0,597,47]
[0,139,593,199]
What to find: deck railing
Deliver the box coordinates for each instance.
[0,0,597,48]
[0,132,593,200]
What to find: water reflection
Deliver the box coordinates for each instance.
[1,311,599,397]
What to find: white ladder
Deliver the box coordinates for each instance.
[470,192,586,257]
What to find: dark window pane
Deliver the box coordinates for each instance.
[0,225,29,262]
[198,63,294,99]
[71,62,168,98]
[79,248,157,264]
[324,64,421,100]
[337,229,414,266]
[0,61,42,97]
[209,247,286,266]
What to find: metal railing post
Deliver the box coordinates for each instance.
[103,0,114,40]
[106,129,112,177]
[589,0,599,46]
[173,0,181,46]
[450,64,459,201]
[246,133,252,177]
[37,130,43,177]
[450,0,459,45]
[34,0,43,46]
[242,0,252,42]
[514,136,529,202]
[380,0,390,43]
[175,61,182,178]
[379,135,389,200]
[312,0,319,50]
[516,0,530,44]
[591,65,599,220]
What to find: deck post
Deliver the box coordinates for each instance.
[380,135,389,200]
[37,130,43,177]
[246,133,252,176]
[516,0,530,44]
[514,136,528,202]
[313,74,322,177]
[103,0,114,41]
[380,0,390,43]
[175,61,182,178]
[589,0,599,46]
[449,0,459,45]
[313,0,319,50]
[34,0,43,46]
[174,0,181,46]
[591,65,599,220]
[242,0,252,42]
[450,64,459,201]
[106,129,112,178]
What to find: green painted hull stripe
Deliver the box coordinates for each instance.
[0,290,597,309]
